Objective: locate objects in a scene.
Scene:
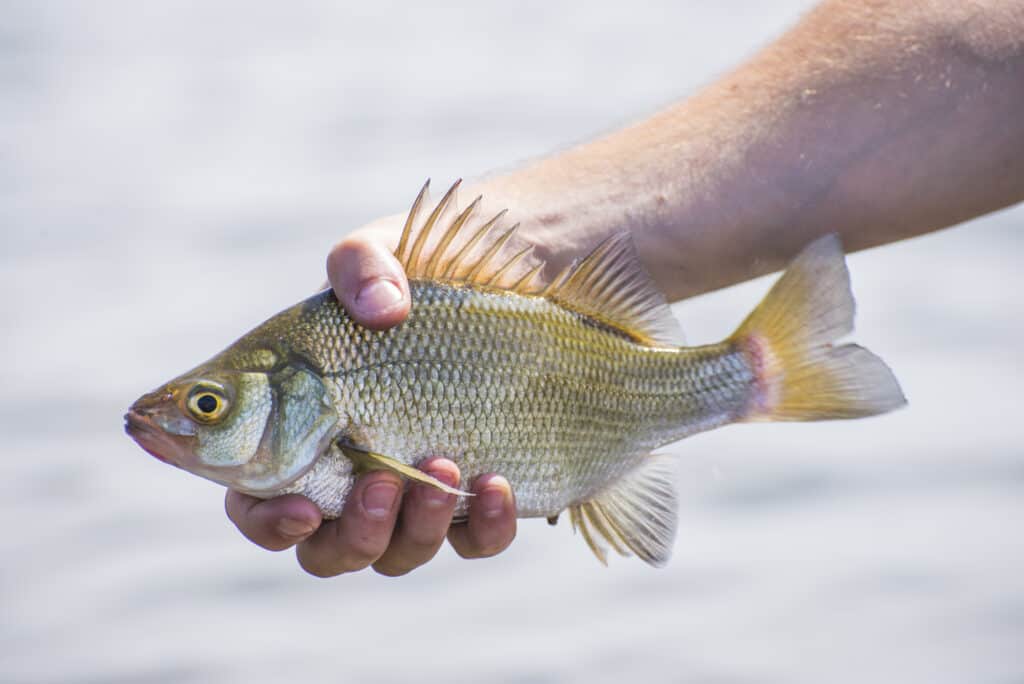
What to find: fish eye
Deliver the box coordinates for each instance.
[196,394,218,413]
[186,384,230,423]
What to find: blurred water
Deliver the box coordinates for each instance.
[2,2,1022,683]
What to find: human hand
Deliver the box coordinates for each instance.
[224,231,518,576]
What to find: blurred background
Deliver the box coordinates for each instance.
[2,1,1022,682]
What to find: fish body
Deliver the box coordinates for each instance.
[260,280,750,518]
[126,181,905,566]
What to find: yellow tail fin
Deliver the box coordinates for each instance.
[731,234,906,421]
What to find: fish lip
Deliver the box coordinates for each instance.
[124,410,186,465]
[123,410,157,436]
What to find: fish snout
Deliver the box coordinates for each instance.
[128,388,175,417]
[124,410,173,463]
[123,395,198,467]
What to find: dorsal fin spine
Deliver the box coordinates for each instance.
[441,209,506,280]
[407,179,460,272]
[563,236,614,292]
[541,259,578,297]
[425,195,480,278]
[485,241,531,286]
[511,262,544,293]
[465,224,518,282]
[395,179,430,265]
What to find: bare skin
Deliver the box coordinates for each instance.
[226,0,1024,577]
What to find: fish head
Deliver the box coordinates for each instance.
[125,354,340,494]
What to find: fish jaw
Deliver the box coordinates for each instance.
[124,409,198,469]
[125,384,201,470]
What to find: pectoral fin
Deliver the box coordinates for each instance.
[339,445,474,497]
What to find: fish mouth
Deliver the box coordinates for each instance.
[124,410,192,466]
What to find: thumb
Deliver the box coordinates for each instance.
[326,235,411,330]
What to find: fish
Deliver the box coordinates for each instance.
[125,180,906,566]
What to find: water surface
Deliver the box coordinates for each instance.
[2,2,1022,682]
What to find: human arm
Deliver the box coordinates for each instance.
[473,0,1024,299]
[226,0,1024,576]
[340,0,1023,300]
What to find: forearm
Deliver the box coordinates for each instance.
[471,0,1024,300]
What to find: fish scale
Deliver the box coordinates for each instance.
[274,280,754,519]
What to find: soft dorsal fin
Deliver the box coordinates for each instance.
[394,179,683,347]
[544,233,684,347]
[569,455,678,567]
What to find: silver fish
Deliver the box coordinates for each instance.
[126,181,905,565]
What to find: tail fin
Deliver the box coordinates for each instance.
[730,234,906,421]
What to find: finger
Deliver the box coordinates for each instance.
[295,470,403,577]
[326,235,410,329]
[224,490,321,552]
[447,474,517,559]
[372,458,461,577]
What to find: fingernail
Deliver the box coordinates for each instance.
[277,517,316,540]
[354,279,403,317]
[363,481,400,519]
[421,470,457,509]
[480,477,511,519]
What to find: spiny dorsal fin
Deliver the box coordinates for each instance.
[395,179,543,294]
[394,180,683,346]
[569,456,678,567]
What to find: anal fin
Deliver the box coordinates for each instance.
[339,445,473,497]
[569,456,678,567]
